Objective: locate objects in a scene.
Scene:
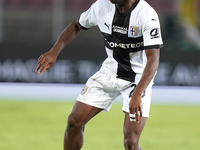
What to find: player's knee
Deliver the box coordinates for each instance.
[124,136,140,150]
[66,113,84,132]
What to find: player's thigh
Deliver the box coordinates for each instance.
[121,81,153,118]
[123,112,147,138]
[77,71,121,112]
[68,101,103,126]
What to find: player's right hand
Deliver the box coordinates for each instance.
[129,94,142,123]
[35,51,57,74]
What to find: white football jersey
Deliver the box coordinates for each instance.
[79,0,163,82]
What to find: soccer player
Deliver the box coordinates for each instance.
[35,0,163,149]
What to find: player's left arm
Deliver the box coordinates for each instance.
[129,48,160,123]
[136,48,160,94]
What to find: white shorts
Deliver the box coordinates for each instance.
[77,71,154,118]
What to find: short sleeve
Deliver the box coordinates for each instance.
[142,9,163,49]
[78,1,99,29]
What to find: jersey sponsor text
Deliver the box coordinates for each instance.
[107,41,144,49]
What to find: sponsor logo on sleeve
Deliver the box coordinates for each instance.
[150,28,160,39]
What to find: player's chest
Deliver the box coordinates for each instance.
[98,11,142,38]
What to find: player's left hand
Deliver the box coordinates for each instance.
[129,94,142,123]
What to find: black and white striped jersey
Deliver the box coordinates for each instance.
[78,0,163,82]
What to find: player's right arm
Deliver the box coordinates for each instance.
[35,20,82,74]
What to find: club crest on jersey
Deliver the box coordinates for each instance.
[81,86,88,95]
[130,26,139,36]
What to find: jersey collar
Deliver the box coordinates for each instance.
[115,0,140,16]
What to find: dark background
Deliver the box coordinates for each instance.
[1,0,200,86]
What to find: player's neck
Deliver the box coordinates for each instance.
[116,0,136,13]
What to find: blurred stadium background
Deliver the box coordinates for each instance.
[0,0,200,104]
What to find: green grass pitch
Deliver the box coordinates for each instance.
[0,100,200,150]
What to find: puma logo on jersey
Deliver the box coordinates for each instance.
[104,23,110,29]
[151,19,157,22]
